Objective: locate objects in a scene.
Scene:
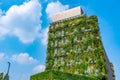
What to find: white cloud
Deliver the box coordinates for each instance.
[46,1,69,20]
[0,0,68,46]
[11,53,37,65]
[40,27,49,45]
[33,65,45,73]
[0,53,6,61]
[0,0,41,43]
[19,74,30,80]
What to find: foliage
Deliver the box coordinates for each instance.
[110,62,116,80]
[30,70,99,80]
[0,73,3,80]
[31,14,115,80]
[46,14,108,77]
[0,73,9,80]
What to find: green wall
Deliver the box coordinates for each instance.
[46,15,107,78]
[30,14,115,80]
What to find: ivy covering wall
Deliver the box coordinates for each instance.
[46,14,107,78]
[30,70,99,80]
[30,14,115,80]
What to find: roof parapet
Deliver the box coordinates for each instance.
[52,6,83,22]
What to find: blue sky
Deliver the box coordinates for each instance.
[0,0,119,80]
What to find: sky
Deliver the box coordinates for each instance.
[0,0,119,80]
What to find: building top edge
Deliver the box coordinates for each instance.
[52,6,83,22]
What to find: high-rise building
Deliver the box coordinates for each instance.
[30,6,115,80]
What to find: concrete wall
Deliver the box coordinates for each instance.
[104,51,114,80]
[52,6,83,22]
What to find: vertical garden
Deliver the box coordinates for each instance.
[30,14,115,80]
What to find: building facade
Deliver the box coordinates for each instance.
[46,7,115,80]
[31,7,115,80]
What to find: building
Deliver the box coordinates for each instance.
[30,6,115,80]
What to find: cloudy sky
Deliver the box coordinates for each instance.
[0,0,120,80]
